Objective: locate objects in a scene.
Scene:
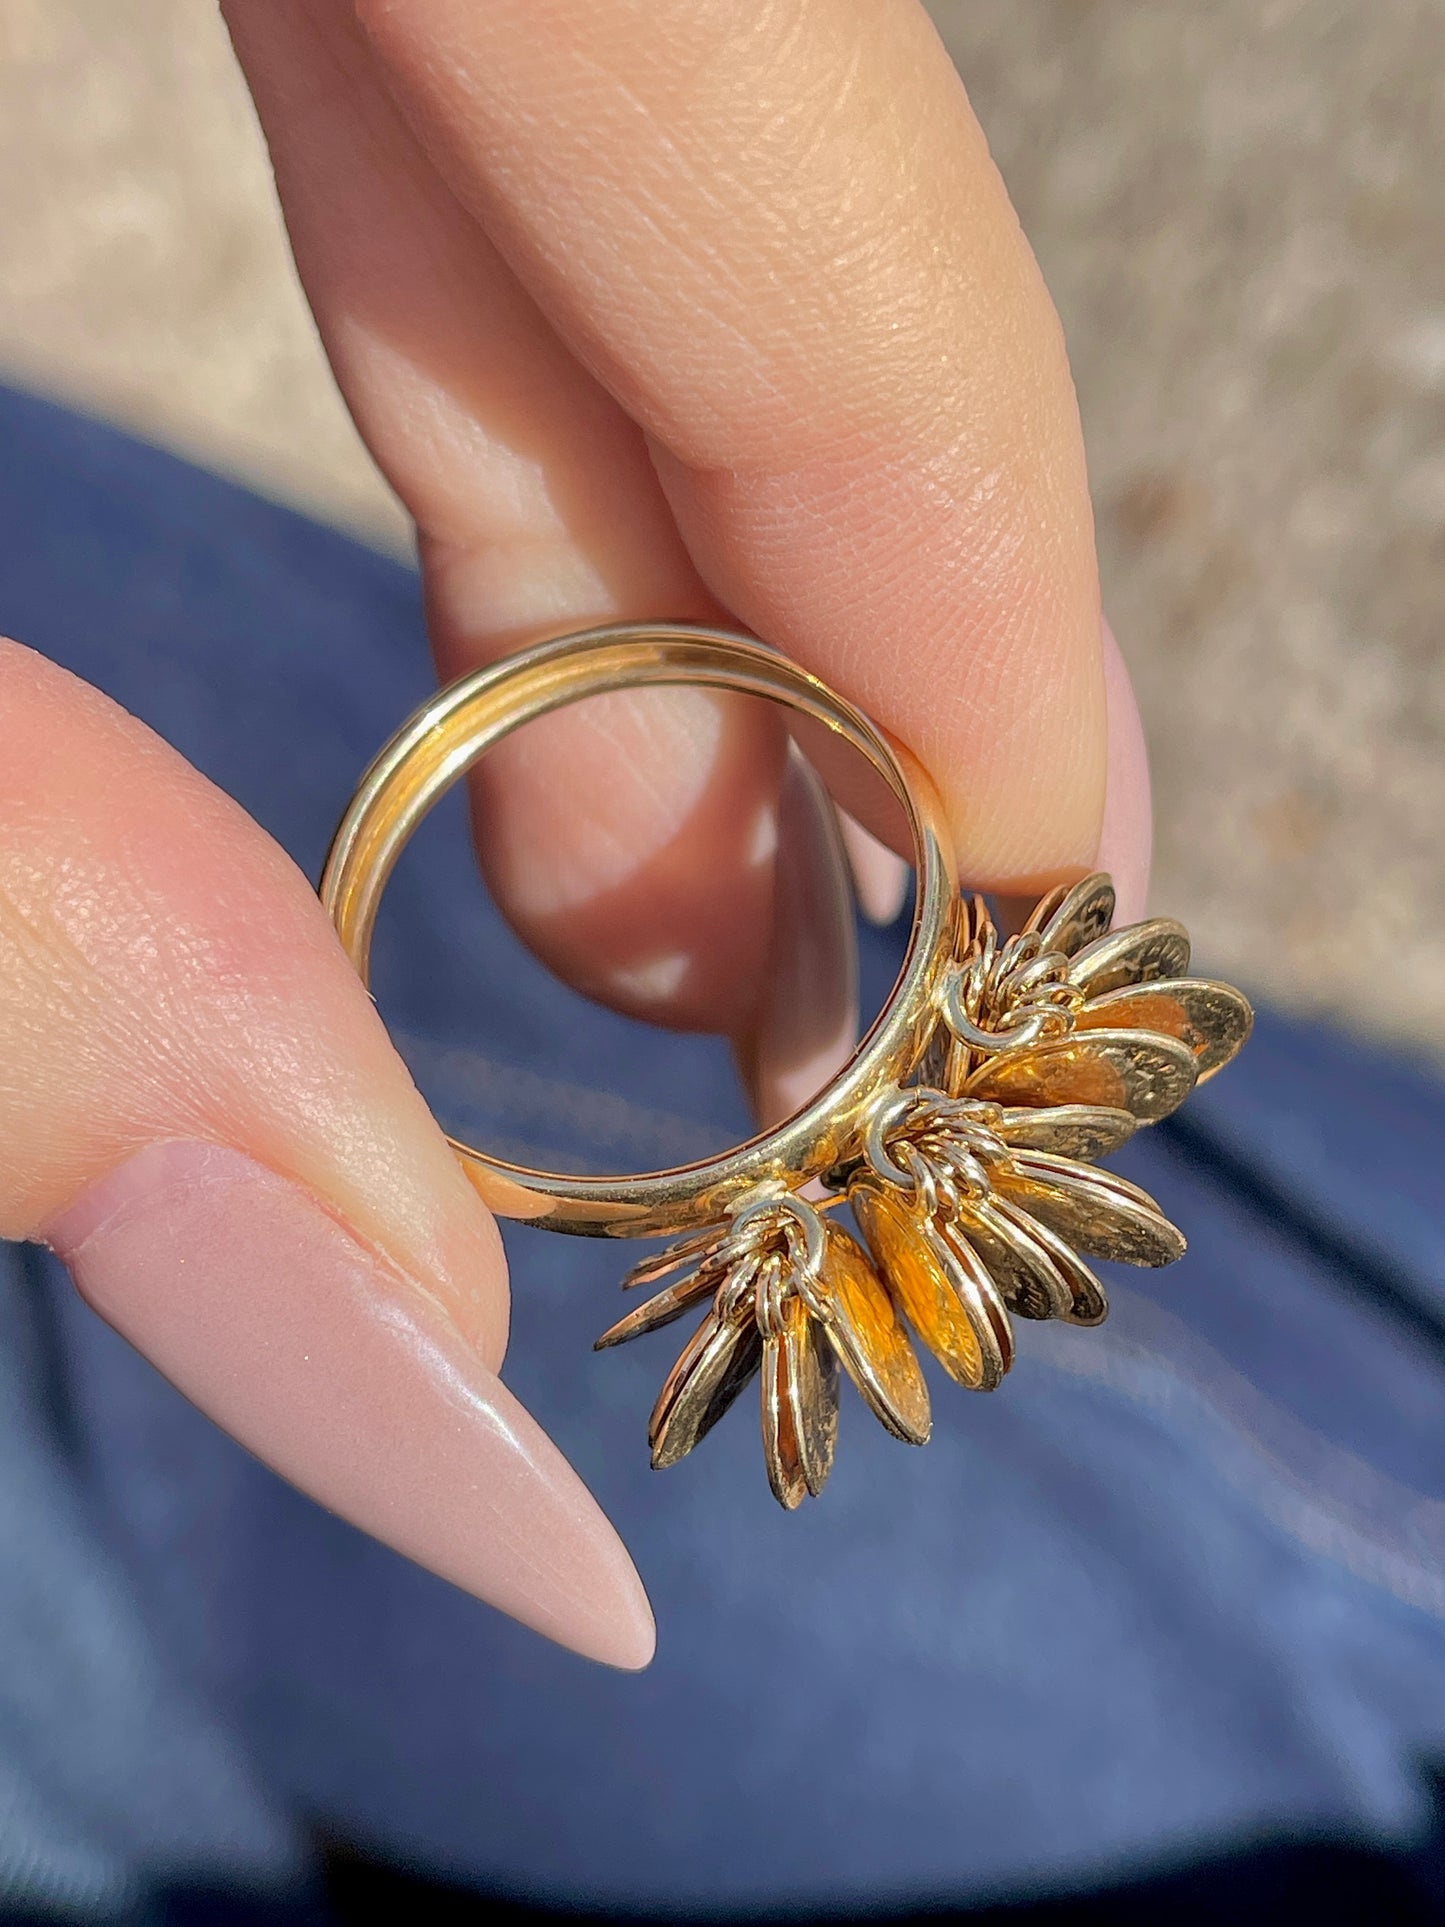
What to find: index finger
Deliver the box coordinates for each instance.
[353,0,1107,892]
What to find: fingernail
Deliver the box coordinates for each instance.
[838,811,911,926]
[1096,619,1152,926]
[44,1141,655,1670]
[736,752,859,1128]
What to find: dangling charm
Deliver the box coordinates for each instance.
[325,622,1256,1516]
[596,1189,931,1508]
[849,1088,1017,1391]
[847,1081,1183,1345]
[939,874,1252,1116]
[597,872,1253,1508]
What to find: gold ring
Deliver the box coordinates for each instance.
[321,622,956,1237]
[323,621,1253,1508]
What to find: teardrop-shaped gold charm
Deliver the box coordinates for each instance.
[813,1221,932,1445]
[1067,917,1192,996]
[761,1325,807,1509]
[994,1103,1138,1162]
[649,1288,763,1469]
[622,1226,727,1291]
[595,1265,723,1349]
[965,1028,1197,1120]
[1032,873,1116,955]
[851,1182,1012,1391]
[1020,881,1069,937]
[991,1196,1110,1325]
[1074,978,1253,1080]
[950,1191,1074,1320]
[992,1150,1186,1268]
[761,1293,840,1507]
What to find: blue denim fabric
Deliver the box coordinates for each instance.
[3,384,1445,1921]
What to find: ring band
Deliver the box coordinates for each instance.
[321,622,956,1237]
[322,620,1252,1507]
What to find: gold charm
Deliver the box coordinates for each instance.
[941,875,1252,1109]
[596,1192,929,1508]
[593,862,1252,1508]
[322,624,1254,1512]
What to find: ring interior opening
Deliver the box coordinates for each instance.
[363,675,920,1189]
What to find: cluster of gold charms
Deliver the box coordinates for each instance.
[596,873,1253,1508]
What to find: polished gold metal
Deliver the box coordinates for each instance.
[812,1218,933,1449]
[321,622,956,1240]
[323,622,1254,1509]
[761,1291,840,1507]
[964,1030,1198,1120]
[938,876,1253,1099]
[851,1179,1012,1390]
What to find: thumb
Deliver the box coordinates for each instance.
[0,639,653,1669]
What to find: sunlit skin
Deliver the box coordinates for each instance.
[0,0,1153,1656]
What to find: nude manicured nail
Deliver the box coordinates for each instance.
[44,1141,655,1670]
[838,811,910,926]
[1096,619,1153,927]
[737,751,859,1128]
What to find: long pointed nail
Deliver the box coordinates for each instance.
[736,750,859,1129]
[838,810,910,926]
[44,1140,655,1670]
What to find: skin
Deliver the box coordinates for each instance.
[0,0,1150,1659]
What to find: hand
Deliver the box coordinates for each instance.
[0,0,1149,1667]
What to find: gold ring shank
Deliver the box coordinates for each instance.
[321,623,956,1237]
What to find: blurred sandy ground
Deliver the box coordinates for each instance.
[1,0,1442,1053]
